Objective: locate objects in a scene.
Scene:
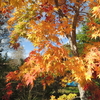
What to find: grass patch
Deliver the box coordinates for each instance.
[58,86,79,94]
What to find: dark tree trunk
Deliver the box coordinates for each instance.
[67,3,87,100]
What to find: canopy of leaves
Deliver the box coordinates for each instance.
[1,0,100,99]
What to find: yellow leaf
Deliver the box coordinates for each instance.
[98,74,100,78]
[54,7,58,11]
[85,73,92,80]
[92,6,98,11]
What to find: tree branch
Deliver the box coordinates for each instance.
[54,0,67,18]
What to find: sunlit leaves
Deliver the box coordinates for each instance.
[43,45,69,74]
[0,0,26,8]
[87,3,100,39]
[6,71,19,82]
[84,46,100,80]
[92,6,100,18]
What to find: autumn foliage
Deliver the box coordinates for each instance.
[1,0,100,99]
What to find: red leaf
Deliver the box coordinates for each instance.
[12,43,20,49]
[16,83,23,90]
[2,95,9,100]
[83,84,89,91]
[24,57,30,62]
[6,90,13,95]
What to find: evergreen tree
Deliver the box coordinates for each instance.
[0,8,10,56]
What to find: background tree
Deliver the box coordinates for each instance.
[9,46,26,66]
[0,7,11,56]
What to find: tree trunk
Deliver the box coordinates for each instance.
[78,84,87,100]
[68,29,87,100]
[67,2,86,100]
[54,0,86,99]
[68,30,86,100]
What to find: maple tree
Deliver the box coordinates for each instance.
[1,0,100,100]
